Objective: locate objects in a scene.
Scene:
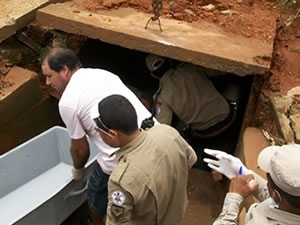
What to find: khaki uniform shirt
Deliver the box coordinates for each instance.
[213,173,300,225]
[155,63,230,130]
[106,124,197,225]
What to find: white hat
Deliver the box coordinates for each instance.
[258,144,300,196]
[145,54,165,72]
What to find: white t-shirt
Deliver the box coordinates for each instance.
[59,68,156,174]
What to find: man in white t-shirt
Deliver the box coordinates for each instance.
[41,47,157,225]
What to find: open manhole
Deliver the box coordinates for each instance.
[77,37,254,169]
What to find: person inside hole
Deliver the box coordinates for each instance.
[145,54,238,139]
[126,85,156,112]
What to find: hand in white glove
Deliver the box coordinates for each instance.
[203,148,251,179]
[71,167,86,181]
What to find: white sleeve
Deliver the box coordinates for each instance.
[59,104,86,139]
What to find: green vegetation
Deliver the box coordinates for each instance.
[273,0,300,17]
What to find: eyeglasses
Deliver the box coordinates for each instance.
[93,116,113,137]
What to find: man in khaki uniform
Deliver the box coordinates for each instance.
[204,145,300,225]
[91,94,197,225]
[145,54,230,136]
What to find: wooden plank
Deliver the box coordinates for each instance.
[36,2,276,76]
[0,0,62,42]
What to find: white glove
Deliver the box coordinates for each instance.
[71,167,86,181]
[203,148,251,179]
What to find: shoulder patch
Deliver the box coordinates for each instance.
[111,190,126,206]
[155,105,161,115]
[111,205,124,218]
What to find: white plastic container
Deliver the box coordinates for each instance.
[0,126,99,225]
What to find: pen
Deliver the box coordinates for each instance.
[238,166,243,175]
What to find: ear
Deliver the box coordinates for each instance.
[62,65,71,79]
[272,190,281,204]
[108,129,118,137]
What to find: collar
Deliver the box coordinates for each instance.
[254,198,300,224]
[115,129,147,161]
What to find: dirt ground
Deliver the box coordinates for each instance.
[253,17,300,139]
[82,0,278,40]
[1,1,300,225]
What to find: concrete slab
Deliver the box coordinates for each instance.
[36,2,276,76]
[0,94,62,155]
[0,0,62,42]
[0,66,42,127]
[270,94,300,144]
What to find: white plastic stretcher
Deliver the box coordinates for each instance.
[0,126,99,225]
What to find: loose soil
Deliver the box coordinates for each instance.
[82,0,280,41]
[252,17,300,139]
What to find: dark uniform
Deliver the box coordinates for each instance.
[155,63,230,131]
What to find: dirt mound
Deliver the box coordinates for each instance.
[82,0,280,41]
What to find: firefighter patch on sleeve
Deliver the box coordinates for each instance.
[111,190,126,206]
[111,191,126,218]
[111,205,124,218]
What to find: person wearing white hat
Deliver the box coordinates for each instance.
[145,54,235,139]
[203,145,300,225]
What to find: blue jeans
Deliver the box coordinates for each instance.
[87,163,109,214]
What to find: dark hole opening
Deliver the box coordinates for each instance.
[78,38,254,171]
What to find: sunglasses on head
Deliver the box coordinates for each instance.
[93,116,112,137]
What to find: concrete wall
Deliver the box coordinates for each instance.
[0,66,62,155]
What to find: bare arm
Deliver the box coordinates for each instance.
[71,136,90,169]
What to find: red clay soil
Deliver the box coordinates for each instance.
[82,0,280,41]
[269,18,300,95]
[252,17,300,138]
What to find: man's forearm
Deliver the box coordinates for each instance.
[71,138,90,169]
[213,193,243,225]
